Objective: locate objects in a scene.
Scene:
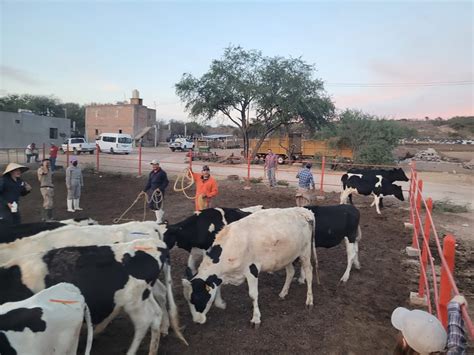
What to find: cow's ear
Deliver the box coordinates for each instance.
[182,279,192,300]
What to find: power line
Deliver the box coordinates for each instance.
[326,80,474,88]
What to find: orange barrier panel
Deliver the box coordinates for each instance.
[412,179,423,249]
[439,235,456,328]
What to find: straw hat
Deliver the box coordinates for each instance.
[391,307,447,354]
[3,163,29,175]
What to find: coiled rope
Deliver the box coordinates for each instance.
[113,188,163,224]
[173,168,195,200]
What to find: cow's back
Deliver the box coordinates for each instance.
[0,222,67,245]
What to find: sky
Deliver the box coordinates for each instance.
[1,0,473,122]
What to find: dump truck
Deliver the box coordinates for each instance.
[250,133,353,164]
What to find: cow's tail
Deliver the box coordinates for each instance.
[310,217,320,285]
[164,262,189,346]
[83,303,93,355]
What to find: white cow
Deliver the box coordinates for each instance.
[182,207,316,327]
[0,283,93,355]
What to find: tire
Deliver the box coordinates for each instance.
[277,156,285,164]
[89,151,94,155]
[170,147,176,152]
[110,148,114,154]
[125,152,129,155]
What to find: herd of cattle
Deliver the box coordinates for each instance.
[0,167,409,354]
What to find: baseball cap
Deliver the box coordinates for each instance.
[202,165,210,171]
[150,159,159,165]
[391,307,447,354]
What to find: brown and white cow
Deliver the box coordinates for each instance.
[182,207,316,327]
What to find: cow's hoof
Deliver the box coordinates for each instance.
[251,322,261,329]
[278,292,287,299]
[306,304,314,310]
[215,301,227,309]
[297,277,305,285]
[339,279,348,285]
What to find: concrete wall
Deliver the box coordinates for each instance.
[0,111,71,148]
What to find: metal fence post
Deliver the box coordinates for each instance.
[439,234,456,328]
[138,143,142,177]
[418,198,433,297]
[319,156,326,192]
[96,143,100,173]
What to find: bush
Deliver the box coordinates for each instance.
[433,199,470,213]
[249,177,263,183]
[277,180,289,186]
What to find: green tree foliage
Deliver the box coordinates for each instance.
[432,116,474,135]
[175,45,334,157]
[0,94,86,134]
[317,109,416,164]
[167,119,207,136]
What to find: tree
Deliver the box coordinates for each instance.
[175,45,334,157]
[63,102,85,134]
[316,109,417,164]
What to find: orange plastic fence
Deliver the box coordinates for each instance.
[409,164,473,338]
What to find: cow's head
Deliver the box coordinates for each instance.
[392,168,409,182]
[182,274,222,324]
[392,184,404,201]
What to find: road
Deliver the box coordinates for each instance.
[50,146,473,209]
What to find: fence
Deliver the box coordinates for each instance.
[407,161,473,338]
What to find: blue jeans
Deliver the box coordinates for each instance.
[50,157,57,171]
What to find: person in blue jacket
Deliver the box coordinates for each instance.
[0,163,32,226]
[143,160,169,223]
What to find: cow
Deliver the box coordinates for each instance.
[0,238,187,354]
[182,207,316,327]
[340,174,404,214]
[342,167,408,206]
[297,205,362,283]
[0,283,93,355]
[0,221,183,342]
[161,206,263,276]
[0,217,98,245]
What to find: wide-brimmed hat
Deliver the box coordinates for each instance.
[3,163,29,175]
[391,307,447,354]
[150,159,160,165]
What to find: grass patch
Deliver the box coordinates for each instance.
[249,177,263,184]
[277,180,289,186]
[433,199,470,213]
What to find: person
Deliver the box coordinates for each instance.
[190,165,218,211]
[392,295,467,354]
[37,158,54,221]
[264,149,278,188]
[295,162,316,207]
[49,143,59,171]
[65,157,84,212]
[25,143,40,163]
[0,163,32,225]
[143,160,169,223]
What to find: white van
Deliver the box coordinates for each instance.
[96,133,133,154]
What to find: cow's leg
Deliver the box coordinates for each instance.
[297,266,306,284]
[214,286,226,309]
[348,193,353,205]
[152,280,170,335]
[125,296,163,355]
[245,270,261,327]
[374,195,381,214]
[353,226,362,270]
[300,252,313,307]
[379,197,384,208]
[340,237,356,283]
[340,189,348,204]
[187,248,202,275]
[279,263,295,299]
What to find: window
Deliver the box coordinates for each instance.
[71,138,83,144]
[119,129,122,133]
[103,136,116,143]
[49,128,58,139]
[118,137,132,144]
[95,129,99,136]
[15,120,20,124]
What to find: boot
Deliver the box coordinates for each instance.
[46,209,55,222]
[154,209,164,223]
[41,209,47,221]
[74,199,83,211]
[67,199,75,212]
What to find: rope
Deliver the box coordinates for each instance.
[113,188,163,224]
[173,168,195,200]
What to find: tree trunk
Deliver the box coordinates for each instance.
[250,127,277,161]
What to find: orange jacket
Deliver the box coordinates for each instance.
[192,172,218,211]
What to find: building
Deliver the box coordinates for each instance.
[0,111,71,148]
[85,90,157,146]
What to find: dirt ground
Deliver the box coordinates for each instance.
[15,169,473,354]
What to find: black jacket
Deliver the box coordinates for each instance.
[143,169,169,193]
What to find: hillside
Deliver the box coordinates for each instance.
[397,116,474,139]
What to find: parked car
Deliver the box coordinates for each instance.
[61,137,95,155]
[96,133,133,154]
[169,137,194,152]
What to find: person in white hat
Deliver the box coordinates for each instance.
[392,295,467,354]
[65,157,84,212]
[0,163,32,225]
[143,160,168,222]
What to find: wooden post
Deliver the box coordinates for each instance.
[42,143,46,160]
[138,143,142,177]
[418,198,433,297]
[439,235,456,328]
[319,156,326,192]
[96,143,100,173]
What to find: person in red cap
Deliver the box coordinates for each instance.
[190,165,218,211]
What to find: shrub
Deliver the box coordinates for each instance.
[277,180,289,186]
[433,199,470,213]
[249,177,263,183]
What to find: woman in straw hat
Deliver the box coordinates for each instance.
[0,163,32,225]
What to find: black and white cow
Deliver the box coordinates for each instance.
[0,283,93,355]
[0,238,187,354]
[182,207,316,327]
[342,167,408,206]
[301,205,362,283]
[0,217,98,245]
[160,206,263,275]
[340,174,404,214]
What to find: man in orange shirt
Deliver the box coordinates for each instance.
[191,165,218,211]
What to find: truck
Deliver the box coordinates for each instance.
[250,133,353,164]
[61,137,96,155]
[168,137,195,152]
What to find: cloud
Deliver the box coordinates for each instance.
[0,65,44,86]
